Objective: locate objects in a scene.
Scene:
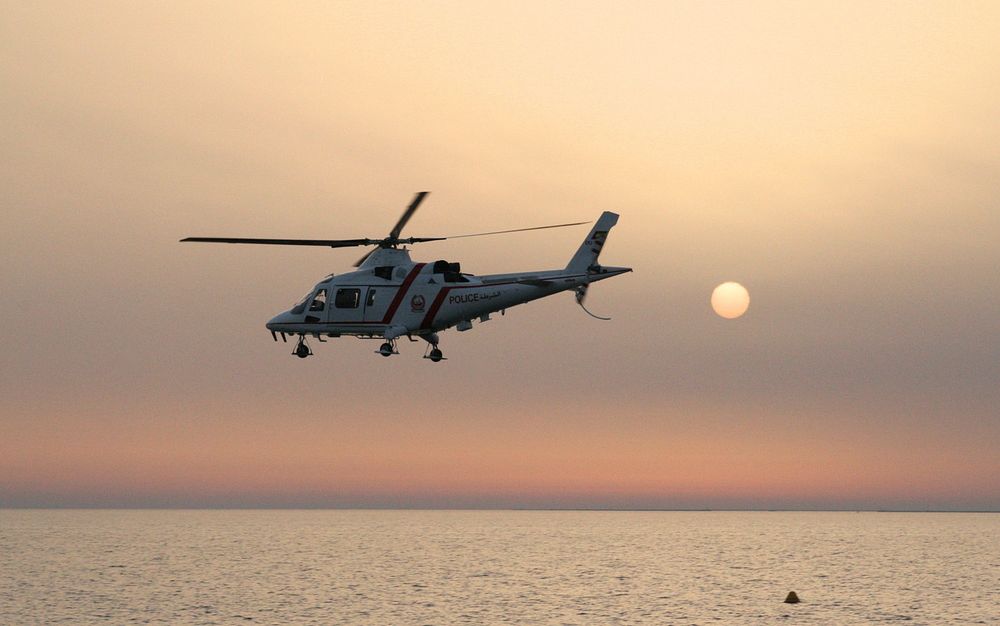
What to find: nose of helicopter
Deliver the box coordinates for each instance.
[266,311,295,331]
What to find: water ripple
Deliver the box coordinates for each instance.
[0,510,997,624]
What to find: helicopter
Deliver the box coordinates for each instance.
[181,192,631,361]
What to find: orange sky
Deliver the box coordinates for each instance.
[2,1,999,509]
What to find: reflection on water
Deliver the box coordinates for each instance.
[1,510,997,624]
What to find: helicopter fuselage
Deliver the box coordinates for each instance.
[265,247,630,342]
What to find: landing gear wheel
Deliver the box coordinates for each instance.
[294,337,311,359]
[379,342,394,357]
[420,334,445,361]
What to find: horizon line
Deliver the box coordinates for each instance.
[2,506,998,513]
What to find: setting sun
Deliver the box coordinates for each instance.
[711,282,750,319]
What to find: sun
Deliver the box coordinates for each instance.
[711,282,750,319]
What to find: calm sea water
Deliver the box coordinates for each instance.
[1,510,997,625]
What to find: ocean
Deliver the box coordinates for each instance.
[1,510,997,624]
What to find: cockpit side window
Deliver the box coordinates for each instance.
[335,288,361,309]
[309,288,327,312]
[366,288,376,307]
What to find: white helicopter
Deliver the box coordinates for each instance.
[182,192,631,361]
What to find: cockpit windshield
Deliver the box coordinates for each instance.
[291,288,329,314]
[290,291,313,315]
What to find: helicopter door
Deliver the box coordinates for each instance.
[362,287,389,322]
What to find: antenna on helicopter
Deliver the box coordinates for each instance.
[575,284,612,321]
[180,192,589,265]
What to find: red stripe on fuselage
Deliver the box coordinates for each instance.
[420,287,453,329]
[417,280,544,330]
[382,263,426,324]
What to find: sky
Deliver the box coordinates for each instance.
[2,1,999,510]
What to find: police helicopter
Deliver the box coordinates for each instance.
[181,192,631,361]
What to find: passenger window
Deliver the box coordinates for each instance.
[366,289,376,307]
[309,289,327,311]
[335,288,361,308]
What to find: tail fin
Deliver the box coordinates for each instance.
[566,211,619,272]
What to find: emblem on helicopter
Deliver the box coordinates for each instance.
[410,294,426,312]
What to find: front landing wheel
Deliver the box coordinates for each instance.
[379,342,394,357]
[294,341,311,359]
[428,348,443,362]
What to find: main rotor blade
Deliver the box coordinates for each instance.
[441,221,589,239]
[180,237,374,248]
[388,191,429,241]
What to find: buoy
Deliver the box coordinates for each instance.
[784,591,801,604]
